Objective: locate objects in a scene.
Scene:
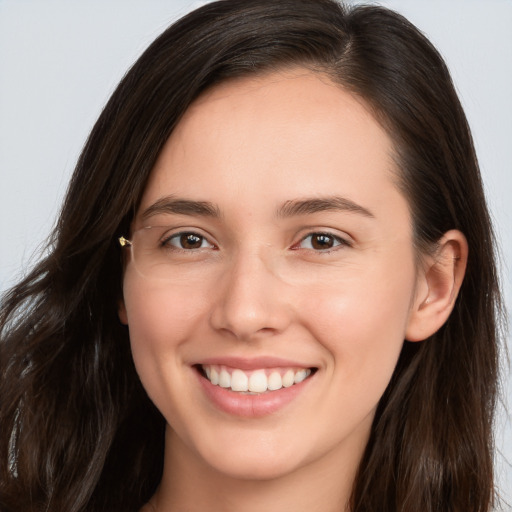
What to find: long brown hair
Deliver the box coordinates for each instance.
[0,1,502,511]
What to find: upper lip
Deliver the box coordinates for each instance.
[194,356,315,371]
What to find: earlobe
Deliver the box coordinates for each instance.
[118,299,129,325]
[405,230,468,342]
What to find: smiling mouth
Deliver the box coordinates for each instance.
[197,364,316,394]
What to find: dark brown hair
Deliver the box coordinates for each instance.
[0,1,502,511]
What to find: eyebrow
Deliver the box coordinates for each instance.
[141,194,374,222]
[141,196,221,221]
[277,196,375,219]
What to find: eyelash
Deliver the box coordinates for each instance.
[160,230,351,253]
[161,231,217,251]
[293,232,352,252]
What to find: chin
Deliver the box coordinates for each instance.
[174,424,310,482]
[204,450,304,481]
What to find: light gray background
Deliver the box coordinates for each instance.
[1,0,511,505]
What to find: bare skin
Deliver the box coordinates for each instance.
[123,68,467,512]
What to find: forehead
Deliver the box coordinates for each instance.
[139,68,403,220]
[177,69,388,158]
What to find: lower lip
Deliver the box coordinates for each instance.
[196,369,314,418]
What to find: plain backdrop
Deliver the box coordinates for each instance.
[1,0,511,505]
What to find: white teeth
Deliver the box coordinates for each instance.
[231,369,249,392]
[202,365,312,394]
[248,370,268,393]
[219,369,231,388]
[210,367,219,385]
[294,369,308,384]
[282,369,295,388]
[267,371,282,391]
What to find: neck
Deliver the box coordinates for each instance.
[148,425,368,512]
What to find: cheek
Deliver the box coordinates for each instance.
[300,258,415,395]
[124,275,206,337]
[122,275,209,382]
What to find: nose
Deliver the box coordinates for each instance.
[209,249,292,341]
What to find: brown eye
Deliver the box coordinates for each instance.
[180,233,203,249]
[165,232,211,250]
[298,233,347,251]
[311,234,335,250]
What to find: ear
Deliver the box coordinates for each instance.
[118,299,129,325]
[405,229,468,342]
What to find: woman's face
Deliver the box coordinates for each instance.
[120,69,425,481]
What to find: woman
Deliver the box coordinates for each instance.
[0,1,503,511]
